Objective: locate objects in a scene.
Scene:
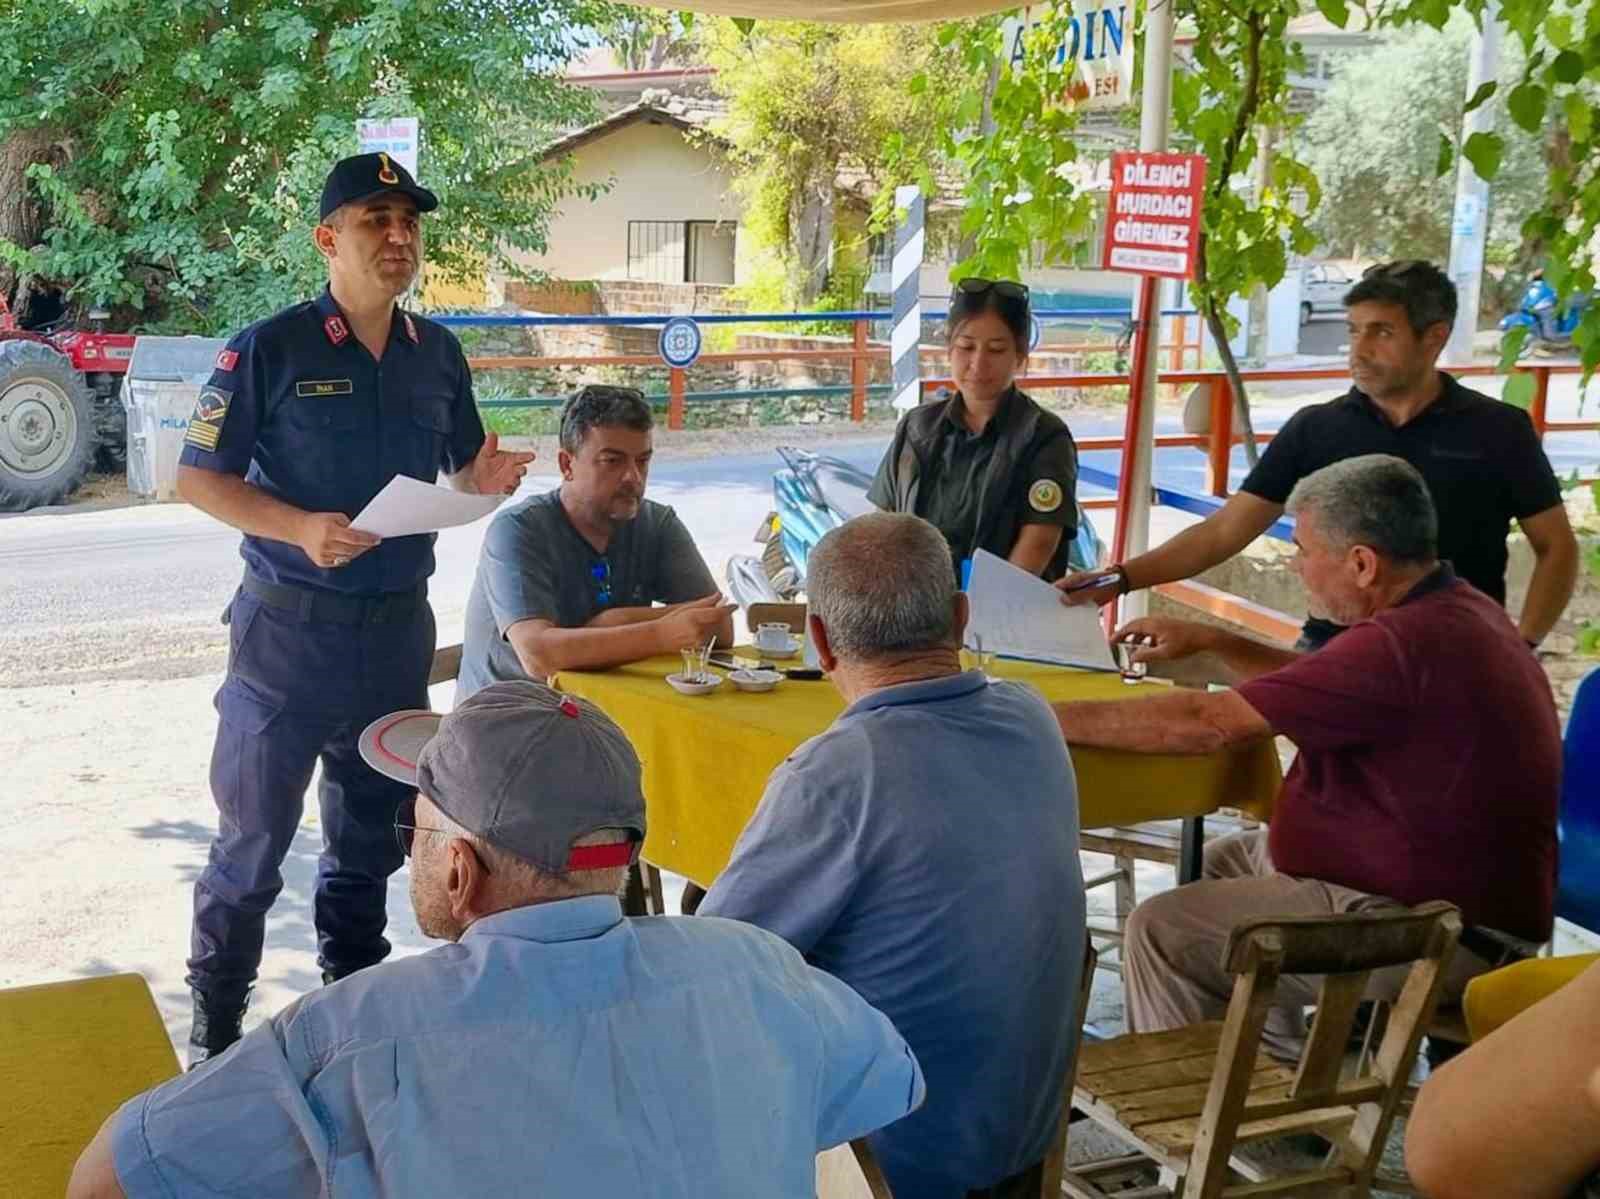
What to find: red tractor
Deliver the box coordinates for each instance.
[0,294,136,511]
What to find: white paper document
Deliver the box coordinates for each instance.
[351,475,504,538]
[965,549,1118,672]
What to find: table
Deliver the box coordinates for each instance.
[1,973,180,1198]
[554,653,1281,889]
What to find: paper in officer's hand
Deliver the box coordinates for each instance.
[351,475,504,538]
[965,550,1117,672]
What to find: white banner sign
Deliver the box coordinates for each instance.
[356,117,420,179]
[1001,1,1134,111]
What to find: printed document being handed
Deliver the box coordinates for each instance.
[351,475,504,539]
[965,549,1117,672]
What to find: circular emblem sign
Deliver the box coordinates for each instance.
[658,317,703,369]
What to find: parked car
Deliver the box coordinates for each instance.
[1300,262,1355,324]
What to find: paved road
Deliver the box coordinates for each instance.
[4,370,1595,690]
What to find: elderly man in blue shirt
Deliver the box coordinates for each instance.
[701,512,1088,1199]
[68,681,923,1199]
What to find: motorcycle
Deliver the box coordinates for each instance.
[725,444,1108,606]
[1499,271,1588,357]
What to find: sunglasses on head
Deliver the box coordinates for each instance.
[953,277,1030,303]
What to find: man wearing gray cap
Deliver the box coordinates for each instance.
[69,681,924,1199]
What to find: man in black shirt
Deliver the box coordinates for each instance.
[1058,260,1579,649]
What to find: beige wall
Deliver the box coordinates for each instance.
[513,121,743,285]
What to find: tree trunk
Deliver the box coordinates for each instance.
[1201,295,1261,468]
[791,172,836,306]
[0,128,61,311]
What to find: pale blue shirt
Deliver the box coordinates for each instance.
[701,671,1086,1199]
[112,896,923,1197]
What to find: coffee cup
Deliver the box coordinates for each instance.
[755,622,794,651]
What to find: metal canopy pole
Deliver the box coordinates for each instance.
[1109,0,1177,623]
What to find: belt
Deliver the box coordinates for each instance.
[1458,924,1538,968]
[241,573,426,625]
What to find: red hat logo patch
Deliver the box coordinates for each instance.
[215,349,238,372]
[324,315,349,345]
[377,153,400,185]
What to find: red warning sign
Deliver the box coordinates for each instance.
[1102,151,1207,279]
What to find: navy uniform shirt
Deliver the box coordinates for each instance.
[179,290,486,595]
[1240,372,1562,605]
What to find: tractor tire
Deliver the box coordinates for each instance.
[94,392,128,474]
[0,338,98,511]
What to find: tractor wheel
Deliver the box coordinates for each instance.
[94,389,127,474]
[0,338,98,511]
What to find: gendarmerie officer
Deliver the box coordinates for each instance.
[175,153,532,1064]
[868,277,1082,583]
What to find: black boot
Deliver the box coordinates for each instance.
[188,989,248,1070]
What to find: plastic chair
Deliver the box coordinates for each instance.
[1557,667,1600,934]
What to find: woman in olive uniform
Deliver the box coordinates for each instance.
[868,277,1081,583]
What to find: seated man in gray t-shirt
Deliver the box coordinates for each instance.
[458,385,733,697]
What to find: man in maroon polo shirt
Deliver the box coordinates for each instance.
[1053,453,1561,1058]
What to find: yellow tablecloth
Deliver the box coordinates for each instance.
[554,653,1281,888]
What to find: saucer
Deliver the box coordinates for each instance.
[666,672,722,696]
[753,638,800,659]
[729,668,783,693]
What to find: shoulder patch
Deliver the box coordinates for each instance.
[1028,478,1064,513]
[185,385,233,452]
[215,349,238,372]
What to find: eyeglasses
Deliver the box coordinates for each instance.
[953,277,1030,304]
[590,558,612,606]
[394,799,492,874]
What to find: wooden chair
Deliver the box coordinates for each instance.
[1062,901,1462,1199]
[428,641,463,686]
[1081,811,1258,974]
[746,601,807,633]
[818,1139,896,1199]
[1041,941,1101,1197]
[1,973,181,1199]
[818,941,1099,1199]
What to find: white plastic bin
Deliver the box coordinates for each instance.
[122,336,226,501]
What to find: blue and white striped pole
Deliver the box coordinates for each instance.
[890,185,925,413]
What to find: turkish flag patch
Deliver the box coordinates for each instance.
[215,349,239,372]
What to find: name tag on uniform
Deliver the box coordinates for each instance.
[296,378,354,397]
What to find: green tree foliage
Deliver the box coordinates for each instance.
[0,0,605,333]
[906,0,1321,463]
[1300,19,1546,273]
[698,19,948,307]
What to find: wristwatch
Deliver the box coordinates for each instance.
[1111,563,1132,596]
